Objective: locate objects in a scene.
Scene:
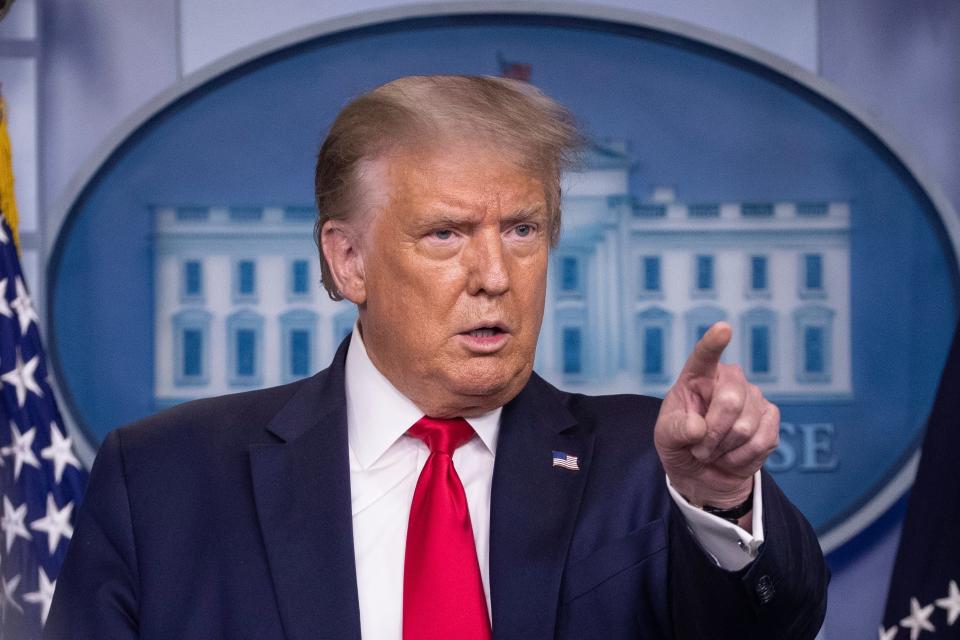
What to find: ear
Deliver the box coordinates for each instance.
[321,219,366,304]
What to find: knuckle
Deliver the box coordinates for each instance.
[714,387,744,412]
[732,418,754,440]
[741,439,764,460]
[757,429,779,456]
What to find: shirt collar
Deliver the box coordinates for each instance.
[345,323,501,469]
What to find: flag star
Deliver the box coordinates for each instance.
[900,597,936,640]
[30,493,74,555]
[1,573,23,617]
[0,348,43,407]
[1,496,32,553]
[41,423,81,483]
[879,625,899,640]
[0,278,10,318]
[936,580,960,625]
[0,422,40,480]
[10,277,38,336]
[22,567,55,626]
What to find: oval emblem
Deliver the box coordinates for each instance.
[48,11,958,552]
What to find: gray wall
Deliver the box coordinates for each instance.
[820,0,960,217]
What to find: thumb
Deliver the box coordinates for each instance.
[657,409,707,453]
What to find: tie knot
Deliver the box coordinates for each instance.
[408,416,475,455]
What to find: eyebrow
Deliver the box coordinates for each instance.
[413,212,472,230]
[501,205,548,226]
[412,204,547,230]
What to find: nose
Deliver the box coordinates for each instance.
[465,229,510,297]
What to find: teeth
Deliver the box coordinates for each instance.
[471,328,497,337]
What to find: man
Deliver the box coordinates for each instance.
[47,76,827,639]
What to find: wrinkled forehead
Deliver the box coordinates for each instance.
[363,141,550,214]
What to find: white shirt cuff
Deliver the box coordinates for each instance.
[665,470,765,571]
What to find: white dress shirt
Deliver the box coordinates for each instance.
[345,326,763,639]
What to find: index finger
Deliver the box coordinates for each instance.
[681,321,732,380]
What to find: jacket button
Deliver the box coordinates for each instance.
[755,575,775,604]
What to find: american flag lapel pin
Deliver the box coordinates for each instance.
[552,450,580,471]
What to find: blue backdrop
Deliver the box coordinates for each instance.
[48,15,958,549]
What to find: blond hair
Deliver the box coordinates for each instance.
[314,75,582,300]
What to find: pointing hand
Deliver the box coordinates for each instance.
[653,322,780,515]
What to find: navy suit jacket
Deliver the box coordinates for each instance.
[47,338,828,639]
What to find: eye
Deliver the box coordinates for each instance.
[432,229,454,241]
[513,223,535,237]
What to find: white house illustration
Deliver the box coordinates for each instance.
[540,142,851,401]
[152,142,851,409]
[152,205,356,409]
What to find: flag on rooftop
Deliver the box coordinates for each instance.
[0,92,88,639]
[497,52,532,83]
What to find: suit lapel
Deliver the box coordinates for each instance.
[249,340,361,640]
[489,374,595,639]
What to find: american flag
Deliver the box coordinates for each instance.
[552,450,579,471]
[0,210,87,638]
[881,320,960,639]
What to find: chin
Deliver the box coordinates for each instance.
[449,359,531,402]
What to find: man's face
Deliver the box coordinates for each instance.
[355,146,550,417]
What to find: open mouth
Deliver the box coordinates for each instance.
[466,327,506,338]
[458,323,510,352]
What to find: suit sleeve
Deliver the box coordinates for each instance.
[667,469,829,640]
[45,429,140,639]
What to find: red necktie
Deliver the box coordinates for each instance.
[403,416,492,640]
